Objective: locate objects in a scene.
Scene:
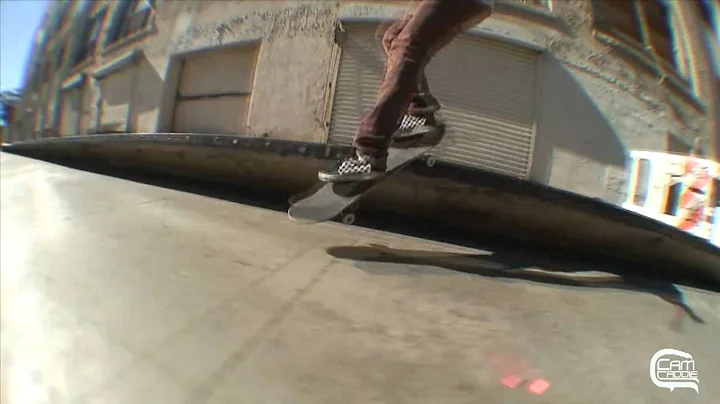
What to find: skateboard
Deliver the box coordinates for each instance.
[288,133,443,225]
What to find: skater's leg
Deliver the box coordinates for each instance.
[401,6,493,128]
[354,0,492,156]
[382,12,442,138]
[378,13,440,133]
[381,15,410,57]
[383,2,495,117]
[319,0,492,183]
[381,10,446,115]
[382,14,433,108]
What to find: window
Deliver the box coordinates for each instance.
[72,10,105,66]
[698,0,715,28]
[38,61,51,82]
[55,43,66,69]
[592,0,685,81]
[48,1,70,36]
[633,158,651,206]
[664,179,682,215]
[592,0,643,45]
[642,0,674,67]
[105,0,156,48]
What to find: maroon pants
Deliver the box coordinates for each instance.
[354,0,492,155]
[377,14,437,117]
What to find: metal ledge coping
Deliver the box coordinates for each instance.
[4,132,717,248]
[4,133,719,285]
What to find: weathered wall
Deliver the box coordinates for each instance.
[142,0,339,142]
[9,0,717,204]
[529,0,708,202]
[334,0,709,202]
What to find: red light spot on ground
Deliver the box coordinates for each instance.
[528,378,550,395]
[502,375,523,389]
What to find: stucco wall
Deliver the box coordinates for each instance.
[528,0,707,201]
[333,1,707,202]
[142,1,339,142]
[10,0,717,203]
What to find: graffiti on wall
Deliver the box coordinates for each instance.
[676,155,714,234]
[623,148,719,246]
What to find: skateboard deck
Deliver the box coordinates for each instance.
[288,144,436,224]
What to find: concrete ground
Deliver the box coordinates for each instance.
[1,152,718,404]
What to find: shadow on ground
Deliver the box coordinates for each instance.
[326,243,708,326]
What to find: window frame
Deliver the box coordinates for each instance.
[71,8,107,68]
[592,0,695,96]
[633,158,652,207]
[104,0,156,49]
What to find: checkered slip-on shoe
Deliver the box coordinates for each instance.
[393,114,437,140]
[318,151,388,183]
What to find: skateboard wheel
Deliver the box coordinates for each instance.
[426,156,437,167]
[341,213,356,225]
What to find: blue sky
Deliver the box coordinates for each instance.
[0,0,49,92]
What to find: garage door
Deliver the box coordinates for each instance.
[34,108,43,137]
[98,65,137,132]
[59,87,83,136]
[172,44,258,135]
[44,94,56,134]
[35,82,49,135]
[328,24,538,179]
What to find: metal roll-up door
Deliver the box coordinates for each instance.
[172,44,258,135]
[328,23,538,179]
[327,24,386,146]
[35,82,50,135]
[59,87,83,136]
[98,65,137,132]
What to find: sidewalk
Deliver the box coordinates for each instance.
[2,153,718,404]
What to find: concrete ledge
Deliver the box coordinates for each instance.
[4,133,719,287]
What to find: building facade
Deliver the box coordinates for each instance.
[8,0,720,204]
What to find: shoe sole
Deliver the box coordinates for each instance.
[393,127,435,140]
[391,125,445,147]
[317,171,384,183]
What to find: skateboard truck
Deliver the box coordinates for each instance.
[339,201,360,225]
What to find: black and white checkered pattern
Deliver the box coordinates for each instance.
[337,155,372,176]
[397,114,428,135]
